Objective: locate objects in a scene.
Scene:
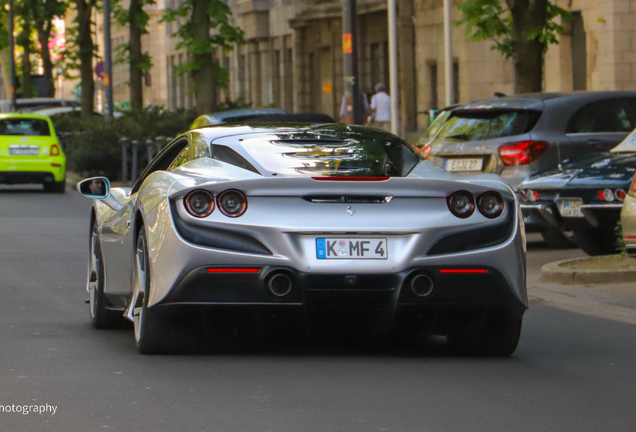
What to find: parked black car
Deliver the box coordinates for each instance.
[418,92,636,246]
[518,131,636,255]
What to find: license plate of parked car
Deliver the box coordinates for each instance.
[9,146,39,155]
[445,158,483,172]
[556,199,584,218]
[316,238,388,259]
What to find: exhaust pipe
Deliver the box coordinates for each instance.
[266,273,293,297]
[410,274,434,297]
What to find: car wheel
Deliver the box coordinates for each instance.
[43,179,66,193]
[88,220,125,329]
[133,229,200,354]
[540,226,575,249]
[572,228,618,256]
[447,311,522,357]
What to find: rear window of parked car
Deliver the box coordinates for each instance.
[566,98,636,133]
[0,118,50,136]
[435,109,540,141]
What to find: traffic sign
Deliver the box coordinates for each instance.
[95,61,105,78]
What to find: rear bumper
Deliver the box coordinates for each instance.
[521,202,621,231]
[0,157,66,183]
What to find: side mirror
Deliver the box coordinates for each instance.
[77,177,123,211]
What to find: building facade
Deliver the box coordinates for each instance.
[62,0,636,134]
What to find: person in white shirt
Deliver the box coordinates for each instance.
[370,83,391,131]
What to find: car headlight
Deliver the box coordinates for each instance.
[448,191,475,218]
[185,190,215,218]
[218,190,248,218]
[478,191,504,219]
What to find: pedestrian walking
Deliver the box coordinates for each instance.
[370,83,391,131]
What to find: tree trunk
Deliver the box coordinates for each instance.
[37,25,55,97]
[507,0,548,93]
[76,0,95,114]
[19,21,33,98]
[191,0,216,114]
[129,0,144,110]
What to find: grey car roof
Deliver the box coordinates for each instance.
[458,91,636,112]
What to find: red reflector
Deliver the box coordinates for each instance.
[598,190,605,201]
[312,176,390,181]
[533,190,540,201]
[206,268,260,273]
[51,144,60,156]
[624,235,636,240]
[439,269,487,274]
[498,141,549,166]
[51,163,62,167]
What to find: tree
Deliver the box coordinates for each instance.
[30,0,67,97]
[60,0,98,114]
[114,0,154,110]
[15,0,35,97]
[457,0,570,93]
[162,0,244,114]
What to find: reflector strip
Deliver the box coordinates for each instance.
[207,268,260,273]
[624,236,636,240]
[312,176,390,181]
[439,269,487,274]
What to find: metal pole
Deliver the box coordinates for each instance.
[103,0,114,117]
[343,0,362,124]
[131,140,138,181]
[443,0,454,106]
[387,0,399,135]
[8,0,16,111]
[121,139,129,181]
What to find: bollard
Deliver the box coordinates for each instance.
[120,138,129,182]
[146,139,155,163]
[131,140,139,182]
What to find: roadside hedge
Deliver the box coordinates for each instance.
[53,107,198,180]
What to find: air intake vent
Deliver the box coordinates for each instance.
[303,195,393,204]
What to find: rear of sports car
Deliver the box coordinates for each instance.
[0,114,66,192]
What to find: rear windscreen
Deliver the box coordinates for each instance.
[436,110,539,141]
[0,118,51,136]
[237,130,422,177]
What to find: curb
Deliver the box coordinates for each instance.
[541,258,636,285]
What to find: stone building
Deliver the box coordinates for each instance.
[64,0,636,134]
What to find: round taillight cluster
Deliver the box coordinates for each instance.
[447,190,504,219]
[519,189,540,202]
[599,188,626,202]
[184,189,248,218]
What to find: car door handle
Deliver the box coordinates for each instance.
[588,139,609,147]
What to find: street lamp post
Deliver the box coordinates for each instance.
[103,0,114,117]
[387,0,399,135]
[443,0,454,106]
[8,0,16,112]
[342,0,362,124]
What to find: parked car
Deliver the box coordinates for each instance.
[77,123,526,356]
[0,113,66,192]
[518,130,636,254]
[420,92,636,245]
[190,108,286,128]
[0,98,80,113]
[414,104,463,156]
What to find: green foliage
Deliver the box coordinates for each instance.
[113,0,155,72]
[53,107,198,178]
[456,0,571,59]
[161,0,244,88]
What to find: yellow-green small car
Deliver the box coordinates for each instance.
[0,113,66,192]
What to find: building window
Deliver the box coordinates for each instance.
[572,12,587,91]
[429,63,438,109]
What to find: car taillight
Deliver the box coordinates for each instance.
[218,190,247,217]
[51,144,60,156]
[599,189,615,202]
[418,144,432,159]
[185,190,215,218]
[616,189,627,201]
[498,141,549,166]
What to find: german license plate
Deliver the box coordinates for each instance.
[9,146,39,155]
[316,238,388,259]
[445,158,483,172]
[556,198,584,218]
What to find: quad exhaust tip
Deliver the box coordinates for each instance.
[410,274,434,297]
[266,273,293,297]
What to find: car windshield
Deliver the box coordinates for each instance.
[237,128,422,177]
[0,118,50,136]
[436,110,536,141]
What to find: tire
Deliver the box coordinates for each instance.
[447,311,522,357]
[44,179,66,193]
[540,226,575,249]
[88,220,126,329]
[572,228,618,256]
[133,229,200,354]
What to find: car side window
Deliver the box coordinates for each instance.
[566,99,636,133]
[168,145,192,171]
[132,138,189,193]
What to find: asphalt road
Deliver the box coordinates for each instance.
[1,185,635,431]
